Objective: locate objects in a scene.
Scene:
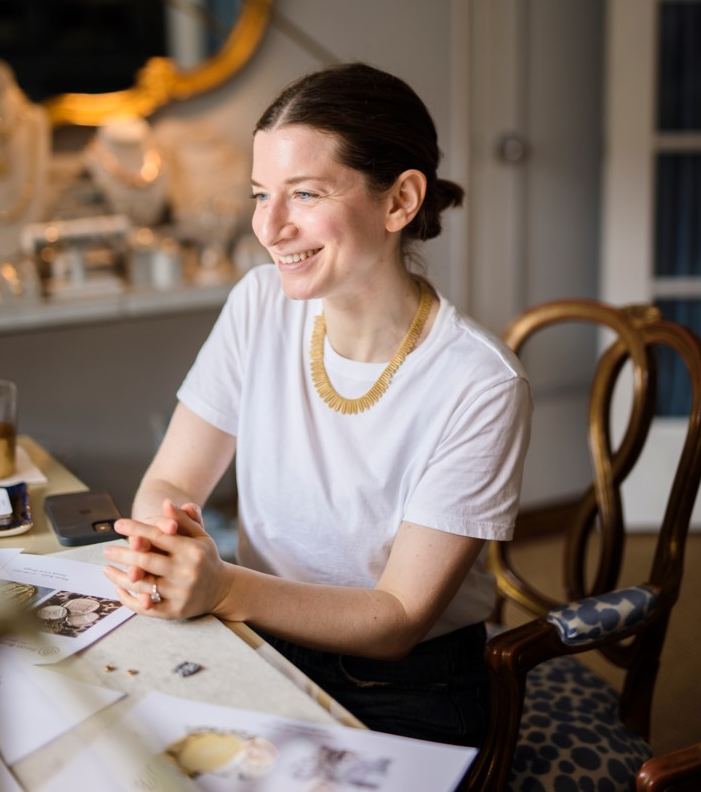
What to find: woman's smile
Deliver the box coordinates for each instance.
[276,248,322,266]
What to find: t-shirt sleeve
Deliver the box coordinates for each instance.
[403,375,532,541]
[176,270,264,436]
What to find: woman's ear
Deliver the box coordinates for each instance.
[385,169,427,233]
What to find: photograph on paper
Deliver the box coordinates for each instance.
[0,553,133,664]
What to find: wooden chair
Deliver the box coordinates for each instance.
[636,740,701,791]
[461,300,701,791]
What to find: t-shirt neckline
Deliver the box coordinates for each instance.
[317,297,449,381]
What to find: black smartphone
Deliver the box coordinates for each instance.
[44,490,122,546]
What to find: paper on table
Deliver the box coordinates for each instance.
[0,447,48,486]
[0,547,23,571]
[0,553,134,664]
[38,690,476,792]
[0,652,125,765]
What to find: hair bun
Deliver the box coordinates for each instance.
[435,179,465,212]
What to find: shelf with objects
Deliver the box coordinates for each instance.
[0,65,269,334]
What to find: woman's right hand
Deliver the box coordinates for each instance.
[102,499,231,620]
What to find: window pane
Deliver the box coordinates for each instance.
[658,2,701,131]
[655,153,701,278]
[654,299,701,416]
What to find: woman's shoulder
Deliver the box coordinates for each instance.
[435,299,527,382]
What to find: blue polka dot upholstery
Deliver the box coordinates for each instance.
[545,586,659,646]
[507,655,652,791]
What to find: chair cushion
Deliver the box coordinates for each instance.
[507,655,652,791]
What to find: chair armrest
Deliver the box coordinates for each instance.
[636,741,701,791]
[545,585,659,646]
[464,620,570,790]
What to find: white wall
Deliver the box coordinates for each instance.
[466,0,604,507]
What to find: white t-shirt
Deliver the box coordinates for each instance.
[178,265,532,638]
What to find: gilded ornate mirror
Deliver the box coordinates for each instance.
[39,0,273,127]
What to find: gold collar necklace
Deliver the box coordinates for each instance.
[310,280,433,415]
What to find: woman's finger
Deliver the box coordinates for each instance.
[127,563,145,584]
[128,535,151,552]
[103,542,172,579]
[182,501,204,527]
[104,567,170,612]
[125,535,149,584]
[111,516,179,551]
[111,581,160,615]
[162,499,206,537]
[110,520,174,587]
[105,563,194,618]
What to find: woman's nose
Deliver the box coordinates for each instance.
[254,200,295,248]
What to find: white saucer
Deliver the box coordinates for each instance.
[0,520,33,538]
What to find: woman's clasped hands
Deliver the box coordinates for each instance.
[102,499,230,620]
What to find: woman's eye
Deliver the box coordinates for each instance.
[250,192,268,203]
[295,191,318,201]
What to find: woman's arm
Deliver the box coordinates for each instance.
[222,521,486,659]
[132,402,237,518]
[118,402,236,584]
[103,508,484,660]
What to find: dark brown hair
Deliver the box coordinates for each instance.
[254,63,464,242]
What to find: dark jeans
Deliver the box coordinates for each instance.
[256,622,489,748]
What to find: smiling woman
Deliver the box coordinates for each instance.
[101,62,533,751]
[0,0,273,127]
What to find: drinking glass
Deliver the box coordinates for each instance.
[0,380,18,479]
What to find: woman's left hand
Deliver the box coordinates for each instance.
[102,499,229,619]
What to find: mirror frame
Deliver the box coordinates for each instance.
[44,0,274,127]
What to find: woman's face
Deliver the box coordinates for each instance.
[251,124,398,304]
